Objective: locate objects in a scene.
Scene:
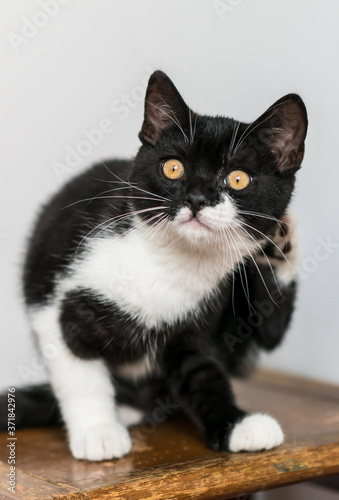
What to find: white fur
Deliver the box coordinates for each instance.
[116,404,145,427]
[26,196,261,461]
[66,232,225,328]
[56,195,257,330]
[28,305,131,461]
[70,423,131,461]
[173,197,237,240]
[229,413,284,452]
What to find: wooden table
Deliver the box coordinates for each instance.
[0,369,338,499]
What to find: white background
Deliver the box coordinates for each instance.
[0,0,338,391]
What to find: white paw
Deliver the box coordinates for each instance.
[229,413,284,452]
[69,422,132,461]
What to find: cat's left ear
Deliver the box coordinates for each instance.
[139,71,190,146]
[253,94,308,172]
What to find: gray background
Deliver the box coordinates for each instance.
[1,0,338,391]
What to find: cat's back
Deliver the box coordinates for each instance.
[23,159,134,305]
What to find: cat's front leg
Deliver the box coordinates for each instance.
[28,304,131,461]
[58,357,132,461]
[164,339,283,452]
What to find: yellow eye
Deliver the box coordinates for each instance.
[162,159,185,180]
[226,170,252,190]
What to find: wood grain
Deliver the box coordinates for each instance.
[0,369,338,499]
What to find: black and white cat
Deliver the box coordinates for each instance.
[1,71,307,461]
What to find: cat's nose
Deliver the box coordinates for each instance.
[184,192,208,215]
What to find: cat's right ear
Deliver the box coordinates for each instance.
[139,71,190,146]
[252,94,308,172]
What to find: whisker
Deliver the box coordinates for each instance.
[233,110,276,155]
[232,98,293,156]
[148,98,189,144]
[73,206,168,262]
[63,194,167,210]
[233,221,283,297]
[229,224,279,307]
[102,162,171,202]
[91,176,137,186]
[143,214,169,243]
[192,113,197,143]
[238,219,294,269]
[225,226,254,314]
[103,206,169,240]
[229,121,240,154]
[218,225,236,317]
[126,212,165,237]
[189,108,193,145]
[237,209,285,232]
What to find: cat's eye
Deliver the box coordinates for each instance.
[162,159,185,180]
[225,170,252,190]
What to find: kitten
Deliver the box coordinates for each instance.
[0,71,307,461]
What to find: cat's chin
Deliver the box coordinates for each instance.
[178,220,211,242]
[180,217,210,233]
[171,208,214,244]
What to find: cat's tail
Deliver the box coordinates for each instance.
[0,384,61,431]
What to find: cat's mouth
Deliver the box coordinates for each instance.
[174,207,211,237]
[182,215,209,230]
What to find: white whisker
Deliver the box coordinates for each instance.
[238,219,294,269]
[102,162,171,202]
[236,223,283,296]
[229,121,240,154]
[63,193,168,210]
[229,223,280,306]
[225,226,254,314]
[73,206,168,262]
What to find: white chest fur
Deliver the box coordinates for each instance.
[60,229,233,329]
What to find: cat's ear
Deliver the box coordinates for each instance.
[139,71,190,146]
[253,94,308,172]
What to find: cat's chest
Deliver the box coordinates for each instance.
[65,231,229,328]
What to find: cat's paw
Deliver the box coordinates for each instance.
[228,413,284,452]
[69,422,132,461]
[256,210,299,284]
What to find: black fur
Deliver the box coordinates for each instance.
[0,385,61,428]
[23,160,133,305]
[1,71,307,453]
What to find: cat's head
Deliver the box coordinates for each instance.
[131,71,307,253]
